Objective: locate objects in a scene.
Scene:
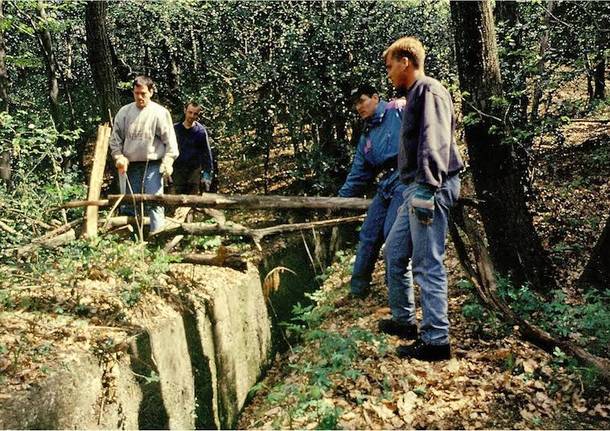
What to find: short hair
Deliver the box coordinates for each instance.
[133,75,155,91]
[184,100,202,110]
[383,37,426,69]
[350,83,378,103]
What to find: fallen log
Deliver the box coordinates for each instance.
[569,118,610,123]
[178,252,247,272]
[61,193,372,211]
[0,219,19,236]
[449,206,610,382]
[15,229,77,256]
[151,215,365,250]
[13,219,82,256]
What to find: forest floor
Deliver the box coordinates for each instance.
[238,108,610,429]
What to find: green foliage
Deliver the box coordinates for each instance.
[0,111,84,248]
[498,278,610,357]
[457,278,505,337]
[1,236,179,311]
[267,283,388,428]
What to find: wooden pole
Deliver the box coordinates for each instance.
[63,193,372,211]
[84,123,111,238]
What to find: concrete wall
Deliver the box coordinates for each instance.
[0,264,271,429]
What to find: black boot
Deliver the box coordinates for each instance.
[378,319,418,340]
[396,338,451,361]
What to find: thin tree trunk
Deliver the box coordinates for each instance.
[579,216,610,290]
[593,22,607,100]
[530,0,554,122]
[85,0,121,121]
[190,26,199,71]
[451,0,555,291]
[35,0,62,131]
[162,19,180,110]
[60,34,76,127]
[494,0,528,124]
[0,0,9,112]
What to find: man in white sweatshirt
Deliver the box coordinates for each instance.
[109,75,179,233]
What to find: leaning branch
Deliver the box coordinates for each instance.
[449,206,610,382]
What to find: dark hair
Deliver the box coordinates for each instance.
[350,83,378,103]
[184,100,202,110]
[133,75,155,91]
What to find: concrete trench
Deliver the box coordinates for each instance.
[0,263,272,430]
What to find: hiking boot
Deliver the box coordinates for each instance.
[378,319,418,340]
[396,338,451,361]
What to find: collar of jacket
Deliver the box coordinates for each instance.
[363,100,387,134]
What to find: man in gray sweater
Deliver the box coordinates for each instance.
[382,37,464,361]
[109,75,179,233]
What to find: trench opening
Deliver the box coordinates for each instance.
[258,226,358,353]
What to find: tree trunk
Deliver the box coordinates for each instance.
[451,0,555,291]
[494,0,528,124]
[593,55,605,100]
[85,0,121,121]
[161,18,181,110]
[579,216,610,290]
[35,0,62,131]
[530,0,554,122]
[593,18,607,100]
[0,0,9,112]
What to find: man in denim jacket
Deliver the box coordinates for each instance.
[383,37,464,361]
[338,84,408,304]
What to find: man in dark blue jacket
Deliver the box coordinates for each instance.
[338,84,410,313]
[383,37,464,361]
[171,101,214,195]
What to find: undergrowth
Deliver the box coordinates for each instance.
[249,262,389,429]
[458,276,610,391]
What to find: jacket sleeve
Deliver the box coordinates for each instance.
[417,89,453,188]
[109,108,125,160]
[158,109,179,161]
[338,137,374,197]
[199,127,214,174]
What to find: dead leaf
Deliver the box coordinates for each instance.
[397,391,418,424]
[522,358,538,374]
[445,358,460,373]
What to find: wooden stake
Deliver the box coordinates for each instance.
[84,123,111,238]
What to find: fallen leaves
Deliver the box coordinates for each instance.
[239,243,610,430]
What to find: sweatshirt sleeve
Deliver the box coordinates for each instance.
[109,108,125,160]
[158,108,179,161]
[417,88,453,188]
[338,136,374,197]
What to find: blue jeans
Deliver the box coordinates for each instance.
[121,161,165,233]
[350,184,407,295]
[384,175,460,345]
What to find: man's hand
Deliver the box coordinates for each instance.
[411,184,436,225]
[200,171,212,192]
[115,155,129,174]
[159,158,173,179]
